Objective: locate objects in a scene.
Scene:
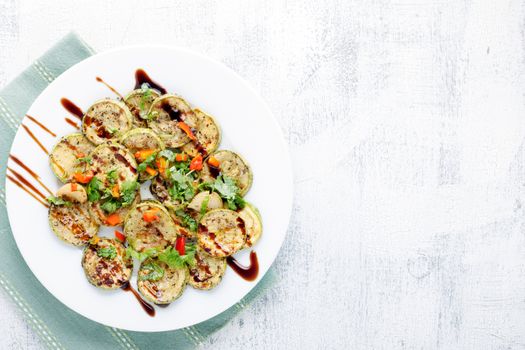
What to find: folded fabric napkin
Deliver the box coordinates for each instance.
[0,32,275,350]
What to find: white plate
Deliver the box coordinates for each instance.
[5,46,293,332]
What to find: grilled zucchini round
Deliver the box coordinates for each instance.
[88,143,138,186]
[81,238,133,290]
[187,191,223,213]
[123,201,177,252]
[119,128,164,182]
[48,202,99,246]
[182,109,221,156]
[188,249,226,290]
[82,99,132,145]
[124,89,161,127]
[49,133,95,183]
[147,94,198,148]
[197,209,246,257]
[238,203,263,247]
[137,258,188,305]
[200,150,252,195]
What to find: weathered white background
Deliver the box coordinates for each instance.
[1,0,525,349]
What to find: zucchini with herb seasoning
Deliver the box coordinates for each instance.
[82,99,133,145]
[188,248,226,290]
[124,86,161,127]
[81,237,133,289]
[197,209,246,257]
[49,133,95,183]
[137,258,188,305]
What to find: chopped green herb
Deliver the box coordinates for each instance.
[200,175,246,210]
[158,149,176,162]
[125,246,159,262]
[158,244,196,269]
[106,169,118,184]
[167,168,195,202]
[46,196,72,207]
[175,209,198,232]
[120,181,139,207]
[76,156,92,164]
[139,261,164,281]
[97,246,117,259]
[100,199,121,214]
[86,177,102,202]
[200,195,210,217]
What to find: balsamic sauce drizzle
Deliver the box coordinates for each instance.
[121,282,155,317]
[9,155,53,195]
[6,174,48,208]
[95,77,125,100]
[64,117,79,129]
[60,98,83,119]
[135,69,167,94]
[25,115,56,137]
[227,251,259,281]
[21,124,49,154]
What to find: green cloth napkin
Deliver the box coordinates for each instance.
[0,33,275,350]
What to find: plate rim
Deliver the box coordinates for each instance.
[5,45,294,332]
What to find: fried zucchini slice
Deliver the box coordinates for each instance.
[137,258,188,304]
[197,209,246,257]
[88,143,138,185]
[147,94,198,148]
[49,133,95,183]
[81,238,132,290]
[82,99,132,145]
[188,248,226,290]
[89,191,141,226]
[200,150,252,195]
[149,176,183,209]
[238,203,263,247]
[48,201,99,246]
[120,128,164,182]
[124,88,161,127]
[182,109,221,156]
[123,201,177,252]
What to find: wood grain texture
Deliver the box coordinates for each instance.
[2,0,525,349]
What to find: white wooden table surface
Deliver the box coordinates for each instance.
[2,0,525,349]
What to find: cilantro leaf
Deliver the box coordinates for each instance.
[158,149,176,162]
[139,261,165,281]
[175,209,198,232]
[100,199,121,214]
[120,181,139,207]
[97,246,117,259]
[76,156,92,164]
[158,244,196,269]
[168,168,195,202]
[125,246,159,262]
[46,196,73,207]
[106,169,118,184]
[86,177,102,202]
[200,195,210,217]
[200,175,246,210]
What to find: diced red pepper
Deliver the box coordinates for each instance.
[114,230,126,243]
[142,208,160,222]
[175,153,188,162]
[175,236,186,256]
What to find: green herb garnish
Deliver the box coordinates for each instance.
[139,261,165,281]
[97,246,117,259]
[120,181,139,207]
[86,177,102,202]
[200,195,210,217]
[158,244,196,269]
[76,156,92,164]
[200,175,245,210]
[175,209,198,232]
[137,153,157,173]
[125,246,159,262]
[46,196,72,207]
[167,168,195,202]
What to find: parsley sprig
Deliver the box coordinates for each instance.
[200,175,245,210]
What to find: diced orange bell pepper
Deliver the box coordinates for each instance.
[177,121,196,140]
[142,209,160,222]
[156,157,168,175]
[111,184,120,198]
[189,154,203,171]
[73,170,94,184]
[207,156,220,168]
[134,149,156,162]
[71,183,78,191]
[175,153,188,162]
[105,213,121,226]
[145,166,158,176]
[75,152,86,158]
